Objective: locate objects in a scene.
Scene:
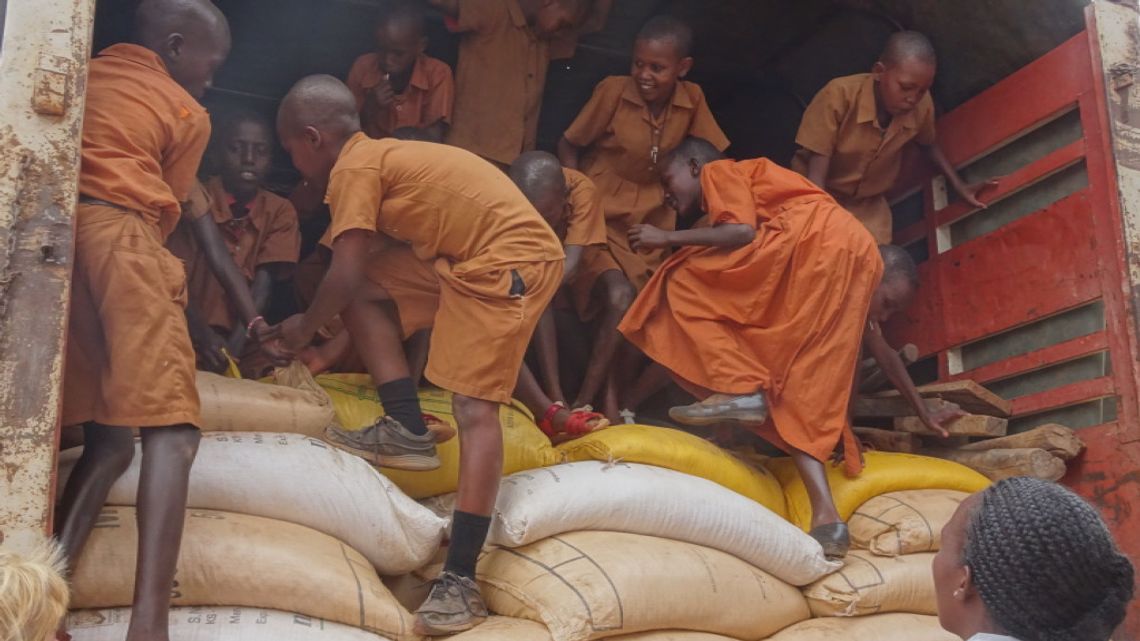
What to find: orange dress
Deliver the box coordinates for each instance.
[64,43,210,428]
[346,53,454,140]
[564,76,728,315]
[790,73,936,243]
[167,176,300,333]
[618,158,883,474]
[324,134,563,403]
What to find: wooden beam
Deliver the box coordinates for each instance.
[853,427,920,454]
[852,396,959,419]
[869,380,1013,417]
[926,448,1067,482]
[895,414,1009,438]
[957,424,1084,460]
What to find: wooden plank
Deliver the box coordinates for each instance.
[852,396,958,420]
[869,380,1013,417]
[895,414,1009,438]
[853,427,920,454]
[926,448,1067,482]
[947,331,1109,385]
[958,424,1085,460]
[1010,376,1115,416]
[938,192,1103,348]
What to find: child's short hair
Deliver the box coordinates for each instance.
[636,15,694,59]
[880,30,937,67]
[0,541,69,641]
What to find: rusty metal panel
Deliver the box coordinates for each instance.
[0,0,94,554]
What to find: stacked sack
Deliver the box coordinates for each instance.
[61,367,450,641]
[765,452,990,640]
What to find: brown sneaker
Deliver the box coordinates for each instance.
[414,570,489,635]
[669,392,769,426]
[324,416,440,471]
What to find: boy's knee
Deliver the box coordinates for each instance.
[143,425,201,464]
[606,279,636,313]
[452,394,498,427]
[85,424,137,473]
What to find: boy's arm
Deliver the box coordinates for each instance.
[562,245,585,285]
[557,136,582,170]
[226,267,274,355]
[862,322,965,438]
[628,223,754,250]
[269,229,373,353]
[185,305,229,373]
[803,152,832,190]
[924,143,999,209]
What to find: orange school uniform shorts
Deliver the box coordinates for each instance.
[365,245,562,404]
[62,203,201,428]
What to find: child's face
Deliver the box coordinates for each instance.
[661,158,702,219]
[279,126,331,189]
[532,187,570,240]
[165,27,231,99]
[631,38,692,107]
[375,21,425,77]
[533,1,577,37]
[869,276,916,323]
[220,120,273,198]
[874,57,935,117]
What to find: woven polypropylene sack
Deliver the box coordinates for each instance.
[67,608,393,641]
[801,550,936,617]
[765,613,957,641]
[849,489,969,556]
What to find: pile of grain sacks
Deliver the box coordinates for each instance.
[58,373,992,641]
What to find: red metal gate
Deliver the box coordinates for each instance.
[884,12,1140,638]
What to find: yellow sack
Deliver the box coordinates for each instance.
[850,489,969,556]
[317,374,558,499]
[801,550,936,617]
[555,424,787,517]
[769,451,989,531]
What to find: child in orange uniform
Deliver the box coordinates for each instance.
[54,3,238,641]
[619,137,924,559]
[508,151,609,441]
[168,111,300,376]
[557,16,728,419]
[273,75,562,635]
[792,31,997,243]
[347,2,454,142]
[428,0,589,166]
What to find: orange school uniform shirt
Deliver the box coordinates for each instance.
[561,167,607,247]
[65,43,211,429]
[564,76,729,292]
[167,176,301,331]
[619,158,883,475]
[790,73,936,243]
[445,0,549,165]
[346,53,455,139]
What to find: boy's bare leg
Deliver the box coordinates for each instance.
[126,424,201,641]
[56,423,136,574]
[342,286,412,384]
[572,271,636,411]
[619,361,672,417]
[452,395,503,517]
[532,307,565,404]
[791,447,848,559]
[406,329,431,386]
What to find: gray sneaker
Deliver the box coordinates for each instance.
[324,416,441,471]
[669,392,769,426]
[414,570,489,635]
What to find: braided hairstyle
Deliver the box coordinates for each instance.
[963,477,1134,641]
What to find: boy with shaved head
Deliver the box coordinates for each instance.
[619,137,958,560]
[273,74,562,634]
[55,1,232,639]
[792,31,997,243]
[428,0,590,165]
[347,1,454,142]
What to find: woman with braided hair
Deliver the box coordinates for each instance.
[933,476,1135,641]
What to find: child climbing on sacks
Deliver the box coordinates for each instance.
[271,75,562,635]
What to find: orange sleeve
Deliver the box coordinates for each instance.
[685,84,730,151]
[563,77,623,147]
[162,111,211,203]
[346,55,370,112]
[455,0,506,33]
[795,80,848,157]
[563,169,607,246]
[701,160,759,228]
[326,167,383,243]
[425,60,456,125]
[915,95,937,146]
[255,199,302,267]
